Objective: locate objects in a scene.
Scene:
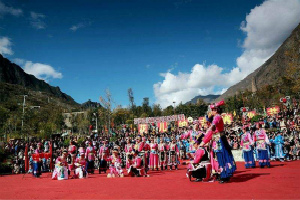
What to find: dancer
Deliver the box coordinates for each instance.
[142,137,150,172]
[32,143,43,178]
[254,124,271,168]
[274,132,285,161]
[99,140,109,173]
[186,134,211,182]
[149,138,159,170]
[241,127,255,168]
[52,150,68,180]
[68,141,77,175]
[200,100,236,183]
[168,139,179,170]
[85,142,96,174]
[107,148,124,178]
[125,139,134,169]
[128,150,148,177]
[158,140,167,170]
[74,153,87,179]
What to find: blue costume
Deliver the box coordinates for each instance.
[274,134,285,160]
[241,132,255,168]
[254,130,270,168]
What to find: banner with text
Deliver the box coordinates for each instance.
[198,117,208,128]
[222,113,233,124]
[247,111,256,119]
[178,120,188,127]
[134,114,185,124]
[159,122,168,133]
[267,106,280,116]
[138,124,148,134]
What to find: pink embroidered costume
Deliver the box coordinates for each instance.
[168,141,179,170]
[98,141,110,173]
[74,155,87,179]
[142,138,150,171]
[158,141,167,170]
[85,145,95,173]
[241,130,255,168]
[125,142,134,169]
[127,151,148,177]
[201,100,236,183]
[186,138,211,182]
[149,142,159,170]
[254,127,270,168]
[68,143,77,171]
[107,152,124,178]
[52,153,68,180]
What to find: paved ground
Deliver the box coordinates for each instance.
[1,161,300,199]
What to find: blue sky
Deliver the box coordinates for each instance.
[1,0,300,108]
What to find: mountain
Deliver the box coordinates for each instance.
[81,99,101,109]
[218,23,300,101]
[0,54,77,105]
[186,94,220,104]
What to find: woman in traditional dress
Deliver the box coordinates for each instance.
[200,100,236,183]
[240,127,255,168]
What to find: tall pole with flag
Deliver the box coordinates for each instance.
[24,144,29,172]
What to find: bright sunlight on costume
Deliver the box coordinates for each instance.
[201,100,236,183]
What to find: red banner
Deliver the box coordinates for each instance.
[158,122,168,133]
[267,106,280,116]
[178,120,188,127]
[247,111,256,119]
[198,117,207,127]
[222,113,233,124]
[138,124,148,134]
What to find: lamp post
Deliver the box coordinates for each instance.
[173,101,176,114]
[21,95,28,140]
[93,113,98,133]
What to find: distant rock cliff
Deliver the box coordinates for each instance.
[218,23,300,100]
[0,54,77,104]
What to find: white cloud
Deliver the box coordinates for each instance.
[20,60,62,82]
[154,0,300,108]
[0,1,23,17]
[30,11,46,29]
[0,36,13,55]
[70,21,91,32]
[12,58,25,65]
[237,0,300,77]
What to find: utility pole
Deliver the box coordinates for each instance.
[21,95,28,139]
[93,113,98,133]
[173,101,176,114]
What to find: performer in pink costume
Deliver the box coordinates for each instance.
[127,150,148,177]
[254,124,270,168]
[74,153,87,179]
[85,142,95,174]
[68,141,77,173]
[149,138,159,170]
[107,149,124,178]
[142,137,150,172]
[98,140,110,173]
[134,136,144,153]
[158,140,167,170]
[168,139,179,170]
[187,135,211,182]
[200,100,236,183]
[52,150,68,180]
[240,127,256,168]
[125,139,134,169]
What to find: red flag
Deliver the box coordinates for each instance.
[49,142,53,171]
[24,144,29,172]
